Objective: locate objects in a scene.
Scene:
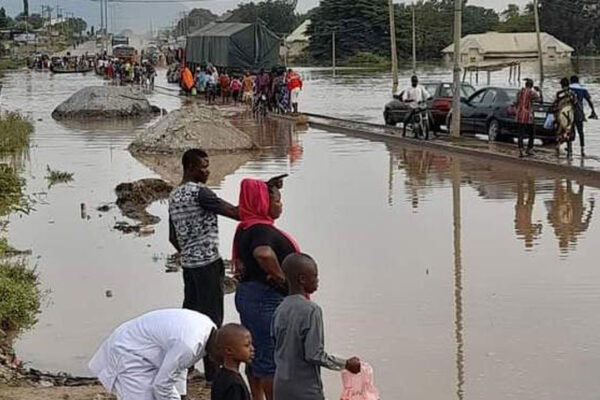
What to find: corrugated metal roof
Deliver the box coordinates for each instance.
[285,19,310,43]
[189,22,252,38]
[442,32,574,54]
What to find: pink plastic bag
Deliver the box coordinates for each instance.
[340,362,380,400]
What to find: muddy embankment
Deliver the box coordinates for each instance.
[116,101,258,232]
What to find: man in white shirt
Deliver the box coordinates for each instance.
[89,309,219,400]
[400,75,431,136]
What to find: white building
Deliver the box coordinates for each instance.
[284,19,310,59]
[442,31,573,65]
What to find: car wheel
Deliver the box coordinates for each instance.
[488,119,501,142]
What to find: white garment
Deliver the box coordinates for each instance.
[401,85,431,108]
[89,309,216,400]
[290,87,301,104]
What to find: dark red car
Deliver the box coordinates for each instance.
[384,82,476,131]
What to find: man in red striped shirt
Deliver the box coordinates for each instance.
[515,78,541,157]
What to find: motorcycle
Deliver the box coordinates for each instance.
[407,102,431,140]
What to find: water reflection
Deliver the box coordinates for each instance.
[452,160,465,400]
[514,177,543,249]
[388,145,597,254]
[545,180,595,253]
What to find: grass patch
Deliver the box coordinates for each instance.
[0,260,41,336]
[0,164,29,218]
[45,166,74,187]
[0,112,33,156]
[339,52,390,68]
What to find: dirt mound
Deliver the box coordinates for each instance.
[51,86,165,120]
[115,178,173,224]
[128,102,256,154]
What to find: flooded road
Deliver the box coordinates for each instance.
[2,65,600,400]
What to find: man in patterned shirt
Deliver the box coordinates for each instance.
[169,148,239,383]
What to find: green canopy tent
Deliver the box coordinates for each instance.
[186,21,281,71]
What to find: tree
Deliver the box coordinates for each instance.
[16,12,43,29]
[22,0,29,17]
[501,4,521,20]
[307,0,389,60]
[496,3,534,32]
[0,7,13,29]
[176,8,218,36]
[540,0,600,54]
[463,5,499,35]
[227,0,298,35]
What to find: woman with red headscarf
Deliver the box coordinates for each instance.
[232,176,299,400]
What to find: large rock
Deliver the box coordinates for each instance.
[52,86,164,120]
[129,102,256,154]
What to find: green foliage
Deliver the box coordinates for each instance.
[45,166,74,187]
[0,164,27,218]
[340,51,389,67]
[540,0,600,54]
[463,5,499,35]
[176,8,218,36]
[0,7,13,29]
[496,3,534,33]
[0,260,41,335]
[227,0,298,35]
[307,0,390,61]
[0,112,33,156]
[52,17,88,35]
[15,12,44,30]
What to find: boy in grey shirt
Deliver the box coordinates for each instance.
[272,253,361,400]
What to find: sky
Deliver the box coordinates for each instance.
[1,0,529,32]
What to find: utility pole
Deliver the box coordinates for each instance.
[388,0,398,94]
[450,0,462,138]
[412,2,416,74]
[332,31,336,76]
[99,0,104,39]
[533,0,544,84]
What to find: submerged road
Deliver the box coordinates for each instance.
[301,112,600,186]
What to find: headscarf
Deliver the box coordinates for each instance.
[231,178,300,274]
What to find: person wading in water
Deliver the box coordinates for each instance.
[515,78,541,158]
[570,75,598,157]
[169,149,240,384]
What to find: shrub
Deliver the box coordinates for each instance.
[0,112,33,156]
[0,260,41,335]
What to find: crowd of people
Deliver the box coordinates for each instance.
[515,75,597,158]
[89,149,361,400]
[96,56,157,90]
[176,64,304,114]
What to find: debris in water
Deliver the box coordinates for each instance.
[139,226,155,235]
[45,166,74,187]
[113,221,142,234]
[115,178,173,224]
[97,204,111,212]
[80,203,87,219]
[105,290,113,298]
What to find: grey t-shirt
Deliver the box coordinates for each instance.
[272,295,346,400]
[168,182,225,269]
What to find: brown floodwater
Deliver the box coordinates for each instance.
[2,64,600,400]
